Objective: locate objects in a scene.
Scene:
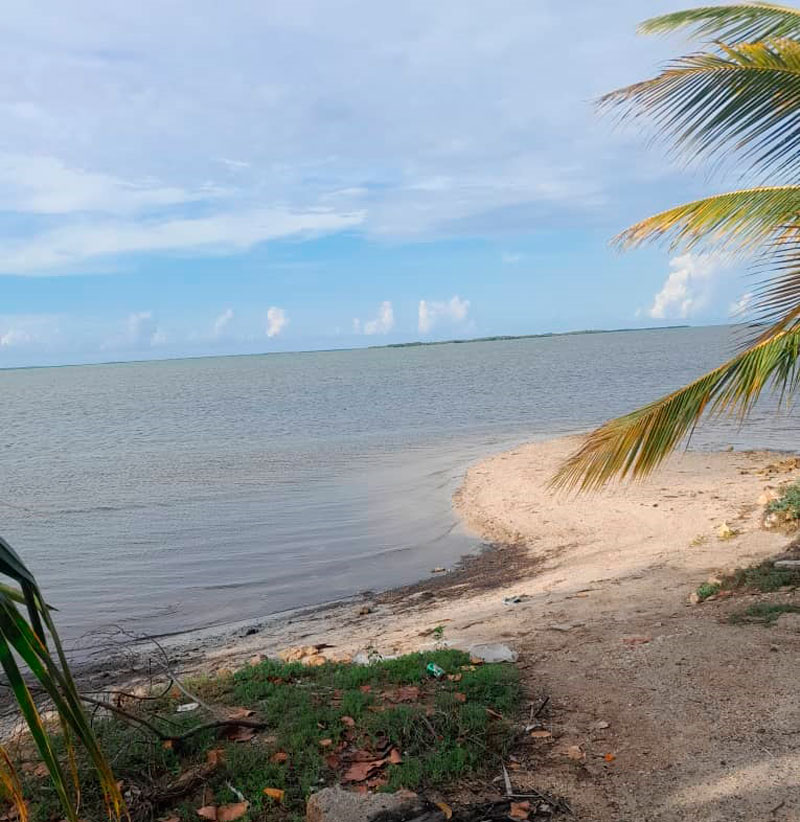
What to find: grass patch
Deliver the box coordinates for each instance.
[720,560,800,593]
[768,482,800,521]
[729,602,800,626]
[14,650,520,822]
[695,582,721,602]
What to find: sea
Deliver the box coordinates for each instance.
[1,325,796,643]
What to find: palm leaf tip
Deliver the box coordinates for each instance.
[553,325,800,491]
[613,186,800,252]
[639,3,800,42]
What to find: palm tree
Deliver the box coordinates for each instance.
[554,2,800,491]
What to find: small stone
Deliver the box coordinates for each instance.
[770,645,779,653]
[549,623,574,632]
[431,567,447,574]
[717,522,737,540]
[306,787,424,822]
[593,720,610,730]
[774,560,800,569]
[357,604,372,616]
[467,642,518,663]
[688,592,701,605]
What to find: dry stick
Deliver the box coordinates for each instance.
[532,695,550,718]
[145,635,217,716]
[81,695,266,744]
[78,694,168,740]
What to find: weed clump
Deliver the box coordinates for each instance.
[768,482,800,522]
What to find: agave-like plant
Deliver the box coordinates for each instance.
[0,535,124,821]
[555,1,800,490]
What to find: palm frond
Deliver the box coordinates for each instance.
[615,185,800,251]
[0,537,125,822]
[552,324,800,491]
[745,241,800,337]
[600,39,800,177]
[640,3,800,42]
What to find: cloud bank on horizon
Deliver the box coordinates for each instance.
[0,0,751,366]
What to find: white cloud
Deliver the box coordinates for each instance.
[213,308,234,338]
[127,311,164,347]
[0,154,202,215]
[362,301,395,335]
[417,295,470,333]
[266,306,289,337]
[0,0,682,272]
[217,158,251,171]
[0,328,33,348]
[647,254,726,320]
[0,208,363,274]
[501,252,523,264]
[730,292,753,317]
[0,314,62,349]
[352,318,361,334]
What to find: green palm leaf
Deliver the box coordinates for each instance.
[552,324,800,491]
[0,537,125,822]
[640,3,800,42]
[600,39,800,177]
[615,185,800,251]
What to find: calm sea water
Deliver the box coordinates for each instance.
[1,326,797,642]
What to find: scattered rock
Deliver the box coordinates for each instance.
[467,643,518,663]
[688,592,701,605]
[717,522,737,540]
[279,645,320,663]
[592,720,610,731]
[306,786,424,822]
[357,604,373,616]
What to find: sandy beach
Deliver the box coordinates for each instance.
[95,435,800,821]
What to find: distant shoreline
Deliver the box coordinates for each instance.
[378,324,690,349]
[0,322,698,372]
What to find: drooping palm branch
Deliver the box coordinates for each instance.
[640,2,800,42]
[0,536,125,822]
[553,323,800,490]
[556,3,800,490]
[615,186,800,251]
[600,39,800,178]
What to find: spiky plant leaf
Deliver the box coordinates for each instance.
[0,538,125,822]
[553,324,800,491]
[640,3,800,42]
[600,39,800,178]
[615,186,800,251]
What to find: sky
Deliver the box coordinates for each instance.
[0,0,756,367]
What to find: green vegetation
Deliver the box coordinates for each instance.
[721,559,800,594]
[554,3,800,490]
[768,482,800,521]
[15,649,520,822]
[379,325,689,350]
[695,582,721,602]
[729,602,800,626]
[695,557,800,603]
[0,536,123,821]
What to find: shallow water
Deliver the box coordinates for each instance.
[0,325,796,641]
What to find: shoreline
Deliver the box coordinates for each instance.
[79,434,793,684]
[43,434,800,818]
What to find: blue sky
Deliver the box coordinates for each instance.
[0,0,754,366]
